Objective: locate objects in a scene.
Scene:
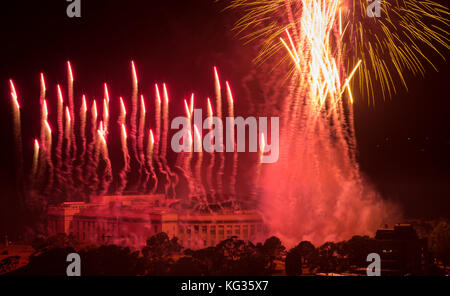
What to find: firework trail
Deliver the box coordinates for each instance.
[104,83,110,134]
[184,130,194,197]
[146,129,158,193]
[161,84,176,197]
[117,123,130,195]
[225,81,237,198]
[193,124,205,197]
[137,95,147,190]
[154,84,170,195]
[75,95,88,186]
[213,67,225,198]
[63,106,74,197]
[205,97,215,198]
[37,78,48,185]
[119,97,126,125]
[98,124,112,195]
[103,99,109,136]
[253,132,265,198]
[85,100,98,198]
[174,99,194,198]
[55,85,65,192]
[9,80,24,193]
[31,139,39,187]
[67,61,77,174]
[130,61,140,187]
[43,120,54,195]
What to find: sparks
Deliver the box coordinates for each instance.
[57,84,64,105]
[131,60,138,85]
[92,100,98,119]
[67,61,74,82]
[82,95,87,113]
[121,124,127,139]
[40,73,46,94]
[9,80,20,109]
[140,95,146,114]
[104,83,110,102]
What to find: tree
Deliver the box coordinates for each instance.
[285,248,302,276]
[262,236,285,273]
[0,256,20,274]
[80,245,142,276]
[295,241,315,265]
[429,221,450,269]
[345,235,377,267]
[170,257,202,276]
[142,232,181,259]
[317,242,338,274]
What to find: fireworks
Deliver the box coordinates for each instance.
[146,129,158,193]
[31,139,40,184]
[9,80,23,191]
[9,61,267,208]
[228,0,449,102]
[214,67,225,196]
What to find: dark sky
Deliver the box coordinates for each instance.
[0,0,449,236]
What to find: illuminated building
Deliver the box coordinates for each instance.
[47,194,265,249]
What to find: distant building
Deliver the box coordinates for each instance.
[375,224,428,275]
[47,195,265,249]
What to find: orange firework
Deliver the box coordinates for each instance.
[226,81,237,198]
[32,139,40,183]
[9,79,23,189]
[193,124,205,196]
[104,83,110,103]
[56,85,64,179]
[117,123,130,195]
[40,73,46,105]
[119,96,126,125]
[146,129,158,193]
[213,67,224,197]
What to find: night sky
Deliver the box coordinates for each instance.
[0,0,449,236]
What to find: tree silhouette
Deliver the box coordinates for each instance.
[262,236,285,273]
[429,221,450,269]
[285,248,302,276]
